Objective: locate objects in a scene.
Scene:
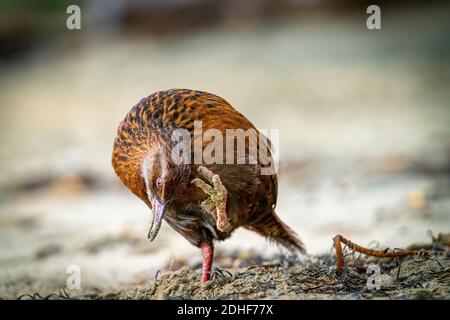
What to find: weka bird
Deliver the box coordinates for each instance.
[112,89,305,284]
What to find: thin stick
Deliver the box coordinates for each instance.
[333,235,345,276]
[333,234,419,276]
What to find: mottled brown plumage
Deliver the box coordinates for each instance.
[112,89,305,283]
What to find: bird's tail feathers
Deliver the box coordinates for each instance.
[245,211,306,254]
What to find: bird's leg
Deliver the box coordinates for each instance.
[191,166,231,232]
[200,242,214,284]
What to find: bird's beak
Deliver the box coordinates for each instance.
[147,199,165,241]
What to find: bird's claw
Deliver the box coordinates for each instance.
[192,166,231,232]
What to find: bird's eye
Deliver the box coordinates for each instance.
[156,177,163,189]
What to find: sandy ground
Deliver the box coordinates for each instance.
[0,5,449,299]
[8,242,450,300]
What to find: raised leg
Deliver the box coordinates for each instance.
[192,166,231,232]
[200,242,214,284]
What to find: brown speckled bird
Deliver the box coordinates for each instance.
[112,89,305,284]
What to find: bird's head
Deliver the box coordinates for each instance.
[141,145,190,241]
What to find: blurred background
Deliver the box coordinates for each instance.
[0,0,449,296]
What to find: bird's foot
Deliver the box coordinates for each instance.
[191,166,231,232]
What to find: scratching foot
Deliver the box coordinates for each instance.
[191,166,231,232]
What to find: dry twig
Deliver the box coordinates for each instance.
[333,234,419,276]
